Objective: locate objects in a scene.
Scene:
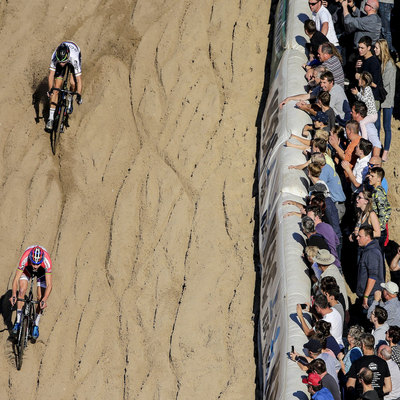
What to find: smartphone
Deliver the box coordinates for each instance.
[300,303,307,310]
[291,346,294,353]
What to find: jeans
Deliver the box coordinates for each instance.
[379,2,396,52]
[376,107,393,151]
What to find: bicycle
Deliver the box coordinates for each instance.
[13,270,40,370]
[49,65,78,155]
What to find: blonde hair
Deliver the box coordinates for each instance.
[305,246,319,259]
[359,71,373,87]
[315,129,329,142]
[311,152,326,166]
[376,39,395,73]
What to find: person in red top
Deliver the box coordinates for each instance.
[10,245,53,339]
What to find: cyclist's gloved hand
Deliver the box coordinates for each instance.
[76,94,83,105]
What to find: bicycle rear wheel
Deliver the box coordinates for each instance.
[16,317,28,370]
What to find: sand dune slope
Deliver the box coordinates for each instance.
[0,0,269,398]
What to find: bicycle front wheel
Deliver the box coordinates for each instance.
[16,317,28,370]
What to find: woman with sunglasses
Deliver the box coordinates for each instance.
[349,189,380,242]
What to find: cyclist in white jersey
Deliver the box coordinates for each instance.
[46,41,83,131]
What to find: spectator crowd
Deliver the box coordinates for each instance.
[281,0,399,398]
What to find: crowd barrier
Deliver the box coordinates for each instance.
[258,0,317,398]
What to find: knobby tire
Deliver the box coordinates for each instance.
[17,317,28,370]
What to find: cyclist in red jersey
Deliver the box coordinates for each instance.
[10,246,53,340]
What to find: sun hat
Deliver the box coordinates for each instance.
[381,281,399,295]
[313,249,335,265]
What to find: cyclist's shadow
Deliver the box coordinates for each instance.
[0,289,14,334]
[32,78,49,124]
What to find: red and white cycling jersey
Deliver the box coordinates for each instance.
[49,41,82,77]
[18,245,52,275]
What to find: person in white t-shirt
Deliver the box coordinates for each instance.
[315,293,344,347]
[309,0,339,47]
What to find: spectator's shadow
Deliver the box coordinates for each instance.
[292,232,306,247]
[290,312,313,330]
[297,13,310,23]
[0,289,14,333]
[293,390,309,400]
[32,77,49,124]
[295,35,307,49]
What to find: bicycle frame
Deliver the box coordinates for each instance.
[50,65,78,155]
[15,271,39,370]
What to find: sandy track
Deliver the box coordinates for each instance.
[0,0,269,398]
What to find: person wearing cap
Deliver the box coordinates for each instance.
[377,344,400,400]
[314,249,348,311]
[302,371,335,400]
[367,281,400,327]
[309,358,341,400]
[341,138,373,193]
[356,225,385,309]
[347,333,392,399]
[291,337,340,385]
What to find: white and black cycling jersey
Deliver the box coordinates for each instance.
[49,41,82,76]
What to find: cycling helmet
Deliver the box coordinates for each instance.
[29,246,44,265]
[56,43,70,63]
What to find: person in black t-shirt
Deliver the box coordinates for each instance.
[346,333,391,399]
[304,19,329,65]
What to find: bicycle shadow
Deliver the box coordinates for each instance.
[32,77,49,124]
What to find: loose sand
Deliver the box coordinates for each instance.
[0,0,269,398]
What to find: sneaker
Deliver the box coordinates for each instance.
[12,322,20,335]
[67,94,73,114]
[32,325,39,340]
[46,119,54,130]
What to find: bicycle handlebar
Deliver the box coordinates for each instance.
[50,87,79,96]
[17,298,40,304]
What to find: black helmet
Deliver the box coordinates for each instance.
[56,43,70,63]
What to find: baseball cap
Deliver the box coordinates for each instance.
[302,372,322,385]
[381,281,399,295]
[304,338,323,353]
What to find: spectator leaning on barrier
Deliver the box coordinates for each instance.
[304,19,329,64]
[308,358,341,400]
[317,43,345,88]
[302,371,335,400]
[319,71,351,126]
